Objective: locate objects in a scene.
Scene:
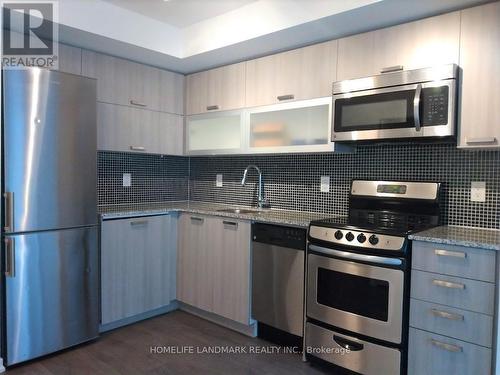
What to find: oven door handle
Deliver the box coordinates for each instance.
[308,245,403,266]
[333,335,364,352]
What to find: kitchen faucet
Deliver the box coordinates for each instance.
[241,165,270,209]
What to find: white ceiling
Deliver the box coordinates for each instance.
[102,0,257,28]
[44,0,494,73]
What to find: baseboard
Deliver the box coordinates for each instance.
[99,301,179,332]
[179,302,257,337]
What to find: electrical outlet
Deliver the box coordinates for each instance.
[123,173,131,187]
[216,174,223,188]
[320,176,330,193]
[471,181,486,202]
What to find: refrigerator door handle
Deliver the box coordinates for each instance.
[5,237,15,277]
[4,192,14,232]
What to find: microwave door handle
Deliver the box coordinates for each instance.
[413,83,422,132]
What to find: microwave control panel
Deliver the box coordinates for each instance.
[421,86,449,126]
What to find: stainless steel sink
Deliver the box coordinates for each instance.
[216,208,263,215]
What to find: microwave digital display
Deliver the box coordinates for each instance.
[377,185,407,194]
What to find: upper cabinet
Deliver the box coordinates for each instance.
[82,50,184,115]
[337,12,460,80]
[57,44,82,75]
[458,2,500,149]
[186,62,246,115]
[245,40,338,107]
[97,103,184,155]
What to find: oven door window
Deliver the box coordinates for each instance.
[334,90,415,132]
[317,267,389,321]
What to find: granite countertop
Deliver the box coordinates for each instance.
[98,201,338,228]
[409,225,500,251]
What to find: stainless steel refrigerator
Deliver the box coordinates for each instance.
[2,68,99,365]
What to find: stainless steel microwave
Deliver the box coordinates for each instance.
[332,64,458,142]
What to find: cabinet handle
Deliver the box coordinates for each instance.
[381,65,404,73]
[432,279,465,290]
[277,94,294,101]
[4,238,15,278]
[466,137,497,145]
[3,192,14,232]
[434,249,467,259]
[190,216,204,223]
[430,339,463,353]
[130,99,147,107]
[130,146,146,151]
[223,220,238,227]
[430,308,464,321]
[130,220,148,226]
[206,105,219,111]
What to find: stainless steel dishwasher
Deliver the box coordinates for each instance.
[252,223,306,344]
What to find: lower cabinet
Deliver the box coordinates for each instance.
[177,214,251,325]
[101,214,177,326]
[408,241,495,375]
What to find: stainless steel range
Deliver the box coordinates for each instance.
[304,180,441,375]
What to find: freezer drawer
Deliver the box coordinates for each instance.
[4,226,99,365]
[3,69,97,233]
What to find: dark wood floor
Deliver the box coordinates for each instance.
[6,311,331,375]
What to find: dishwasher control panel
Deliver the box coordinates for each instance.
[252,223,306,250]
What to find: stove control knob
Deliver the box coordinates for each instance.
[345,232,355,242]
[357,233,366,243]
[369,235,379,245]
[334,230,343,240]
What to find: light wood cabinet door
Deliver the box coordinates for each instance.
[57,44,82,75]
[186,62,246,115]
[245,40,337,107]
[159,69,185,115]
[458,2,500,148]
[82,50,161,111]
[408,328,491,375]
[97,102,183,155]
[212,218,251,324]
[143,111,184,156]
[177,214,215,312]
[337,12,460,80]
[97,102,141,153]
[101,215,177,325]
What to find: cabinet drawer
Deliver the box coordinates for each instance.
[410,270,494,315]
[412,241,496,282]
[408,328,491,375]
[410,299,493,347]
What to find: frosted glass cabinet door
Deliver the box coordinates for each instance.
[248,97,331,153]
[186,111,244,154]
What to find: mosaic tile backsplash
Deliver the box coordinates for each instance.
[98,144,500,229]
[97,151,189,206]
[189,144,500,229]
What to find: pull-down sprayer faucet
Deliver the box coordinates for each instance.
[241,165,270,209]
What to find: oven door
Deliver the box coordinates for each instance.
[332,79,456,142]
[307,246,404,344]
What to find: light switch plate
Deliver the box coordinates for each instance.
[216,174,223,188]
[320,176,330,193]
[122,173,131,187]
[471,181,486,202]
